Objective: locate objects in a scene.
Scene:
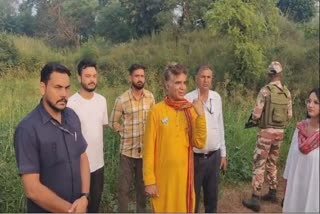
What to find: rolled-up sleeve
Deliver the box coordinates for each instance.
[252,88,267,121]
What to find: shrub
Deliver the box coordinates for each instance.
[0,33,18,73]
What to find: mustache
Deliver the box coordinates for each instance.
[56,98,67,104]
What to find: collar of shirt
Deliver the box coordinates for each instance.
[189,89,216,101]
[38,100,69,126]
[129,87,145,101]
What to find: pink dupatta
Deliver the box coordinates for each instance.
[297,120,319,154]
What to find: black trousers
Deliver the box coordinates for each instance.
[88,166,104,213]
[194,149,221,213]
[117,154,146,213]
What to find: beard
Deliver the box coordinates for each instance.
[46,97,67,112]
[132,81,144,90]
[81,81,97,92]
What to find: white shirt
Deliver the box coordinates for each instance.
[185,90,226,157]
[67,92,108,172]
[283,128,319,213]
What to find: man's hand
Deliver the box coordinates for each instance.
[145,184,159,198]
[192,99,205,116]
[192,89,204,116]
[68,196,88,213]
[220,157,227,172]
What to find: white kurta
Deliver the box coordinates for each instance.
[283,128,319,213]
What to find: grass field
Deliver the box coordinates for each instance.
[0,71,301,212]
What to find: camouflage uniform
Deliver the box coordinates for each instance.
[251,81,292,195]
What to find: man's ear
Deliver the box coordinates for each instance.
[164,82,169,90]
[195,74,199,84]
[39,82,46,96]
[77,75,81,83]
[128,75,132,84]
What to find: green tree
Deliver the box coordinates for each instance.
[0,0,36,36]
[0,33,18,72]
[119,0,167,37]
[24,0,58,43]
[14,1,36,36]
[96,0,135,42]
[205,0,280,86]
[277,0,316,23]
[62,0,99,44]
[21,0,98,47]
[96,0,172,42]
[0,0,18,32]
[177,0,214,28]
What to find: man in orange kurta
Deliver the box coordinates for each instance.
[143,64,207,212]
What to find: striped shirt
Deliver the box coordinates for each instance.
[110,88,155,158]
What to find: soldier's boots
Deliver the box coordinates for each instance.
[242,194,261,212]
[261,189,277,203]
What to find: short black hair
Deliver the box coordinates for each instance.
[40,62,71,84]
[128,64,145,75]
[77,58,97,76]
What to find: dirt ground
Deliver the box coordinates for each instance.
[104,174,285,213]
[215,176,285,213]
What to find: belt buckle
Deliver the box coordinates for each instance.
[203,153,208,159]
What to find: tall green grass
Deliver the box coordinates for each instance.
[0,72,38,212]
[0,72,145,212]
[0,72,305,212]
[217,89,302,185]
[0,19,317,211]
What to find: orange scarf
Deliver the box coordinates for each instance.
[164,96,194,213]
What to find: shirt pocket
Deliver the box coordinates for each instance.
[67,131,86,159]
[40,141,60,168]
[207,112,219,129]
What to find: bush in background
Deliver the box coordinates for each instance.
[0,33,18,74]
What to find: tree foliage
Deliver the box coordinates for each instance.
[0,0,19,33]
[205,0,281,85]
[0,0,318,50]
[277,0,317,23]
[0,33,18,72]
[96,0,136,42]
[62,0,98,44]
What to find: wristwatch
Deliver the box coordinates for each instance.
[80,192,90,202]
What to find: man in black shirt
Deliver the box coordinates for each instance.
[14,62,90,213]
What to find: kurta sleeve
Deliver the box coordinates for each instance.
[143,108,157,185]
[191,109,207,149]
[283,128,298,179]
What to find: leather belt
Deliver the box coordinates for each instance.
[193,150,216,159]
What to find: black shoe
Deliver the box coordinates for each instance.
[261,189,277,203]
[242,194,261,212]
